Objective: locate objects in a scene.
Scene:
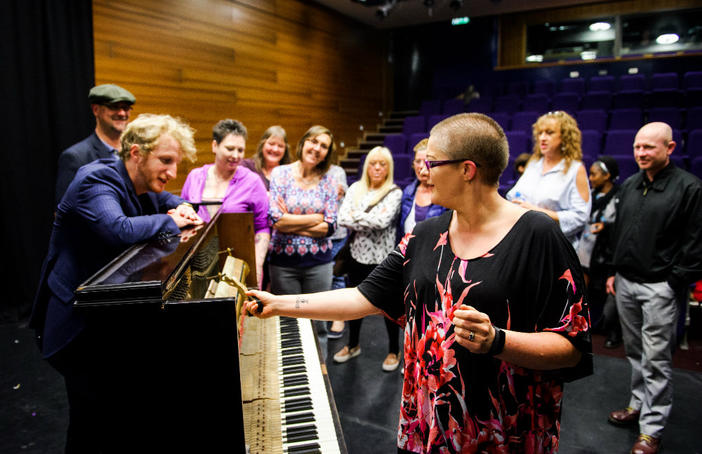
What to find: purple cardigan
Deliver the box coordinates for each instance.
[181,164,270,234]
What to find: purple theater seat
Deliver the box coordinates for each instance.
[686,129,702,159]
[511,111,539,135]
[402,115,426,136]
[465,96,492,113]
[576,109,607,132]
[618,74,646,92]
[588,75,615,93]
[603,130,637,156]
[407,132,429,152]
[419,99,441,117]
[494,94,521,113]
[490,112,511,132]
[442,98,464,116]
[611,154,640,180]
[550,93,579,115]
[613,90,644,109]
[690,157,702,179]
[522,94,549,113]
[648,89,683,108]
[650,72,679,90]
[685,88,702,109]
[686,107,702,132]
[647,108,683,130]
[581,130,603,160]
[580,91,612,110]
[383,133,408,156]
[683,71,702,90]
[427,114,449,130]
[507,81,528,97]
[559,78,586,96]
[358,154,367,174]
[505,130,529,157]
[532,79,554,96]
[393,154,413,186]
[609,109,643,130]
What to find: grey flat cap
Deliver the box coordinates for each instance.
[88,84,136,105]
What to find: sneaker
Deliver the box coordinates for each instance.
[327,321,345,339]
[333,345,361,363]
[382,353,400,372]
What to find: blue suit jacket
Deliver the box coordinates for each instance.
[31,158,183,358]
[55,132,117,204]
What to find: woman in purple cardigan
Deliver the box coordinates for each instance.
[181,119,270,286]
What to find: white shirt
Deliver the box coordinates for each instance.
[506,157,591,249]
[339,184,402,265]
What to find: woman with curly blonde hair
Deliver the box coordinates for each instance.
[507,110,591,248]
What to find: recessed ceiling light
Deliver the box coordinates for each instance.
[656,33,680,45]
[589,22,611,32]
[526,54,543,62]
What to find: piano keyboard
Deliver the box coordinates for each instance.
[278,317,342,454]
[240,315,346,454]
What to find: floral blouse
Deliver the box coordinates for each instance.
[268,164,338,268]
[358,210,592,453]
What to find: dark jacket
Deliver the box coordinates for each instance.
[55,132,117,203]
[31,158,183,357]
[397,179,447,243]
[610,162,702,290]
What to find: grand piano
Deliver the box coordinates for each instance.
[74,212,347,453]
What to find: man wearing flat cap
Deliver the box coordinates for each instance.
[55,83,136,203]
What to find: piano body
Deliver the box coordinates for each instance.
[74,212,347,453]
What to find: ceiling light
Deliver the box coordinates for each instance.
[656,33,679,45]
[589,22,611,32]
[580,51,597,60]
[526,54,543,62]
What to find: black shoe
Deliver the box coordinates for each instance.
[604,336,622,349]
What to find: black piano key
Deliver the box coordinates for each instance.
[281,347,304,356]
[284,432,319,444]
[285,423,316,434]
[282,355,305,366]
[284,412,316,424]
[284,400,313,412]
[283,386,310,397]
[285,443,322,454]
[282,365,307,376]
[281,339,302,348]
[283,376,309,387]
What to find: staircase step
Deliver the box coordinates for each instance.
[389,110,419,119]
[364,133,386,142]
[359,141,383,150]
[345,149,366,159]
[379,125,403,133]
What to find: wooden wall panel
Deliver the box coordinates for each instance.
[498,0,701,67]
[93,0,388,191]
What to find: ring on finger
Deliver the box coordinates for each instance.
[468,330,475,342]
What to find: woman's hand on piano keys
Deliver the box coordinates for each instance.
[245,289,273,318]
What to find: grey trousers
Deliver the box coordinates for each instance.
[615,274,679,438]
[269,262,334,333]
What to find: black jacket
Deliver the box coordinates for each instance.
[610,162,702,290]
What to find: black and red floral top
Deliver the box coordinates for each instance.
[358,210,592,454]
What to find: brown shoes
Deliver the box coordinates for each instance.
[608,407,640,426]
[630,434,660,454]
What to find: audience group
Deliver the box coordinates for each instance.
[38,83,701,454]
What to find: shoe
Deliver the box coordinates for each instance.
[382,353,400,372]
[327,321,345,339]
[333,345,361,363]
[604,334,622,349]
[631,434,660,454]
[608,407,640,426]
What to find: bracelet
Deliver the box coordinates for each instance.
[487,326,506,356]
[179,202,193,209]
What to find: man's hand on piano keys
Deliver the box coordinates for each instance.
[244,289,273,318]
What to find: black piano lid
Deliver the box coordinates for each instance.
[74,214,218,308]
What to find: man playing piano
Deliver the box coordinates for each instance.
[30,113,203,453]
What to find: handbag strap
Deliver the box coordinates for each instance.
[364,185,401,213]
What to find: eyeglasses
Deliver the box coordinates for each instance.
[424,159,480,171]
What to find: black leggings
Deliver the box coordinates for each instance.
[346,258,400,353]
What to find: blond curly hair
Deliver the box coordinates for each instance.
[530,111,582,173]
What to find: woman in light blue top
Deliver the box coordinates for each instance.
[506,111,591,249]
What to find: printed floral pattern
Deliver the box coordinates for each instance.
[362,212,591,453]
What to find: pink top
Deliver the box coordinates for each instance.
[181,164,270,234]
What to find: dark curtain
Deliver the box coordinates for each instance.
[0,0,94,322]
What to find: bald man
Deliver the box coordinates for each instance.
[605,122,702,454]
